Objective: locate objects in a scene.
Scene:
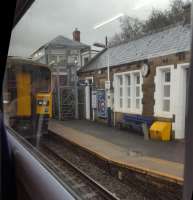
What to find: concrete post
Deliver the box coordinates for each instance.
[56,66,61,120]
[74,66,79,119]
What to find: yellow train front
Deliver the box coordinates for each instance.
[4,57,52,136]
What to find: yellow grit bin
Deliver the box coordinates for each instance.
[150,121,172,141]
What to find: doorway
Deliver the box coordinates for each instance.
[174,63,189,139]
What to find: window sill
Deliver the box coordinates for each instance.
[114,108,142,115]
[154,112,173,119]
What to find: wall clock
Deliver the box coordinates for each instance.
[141,63,149,77]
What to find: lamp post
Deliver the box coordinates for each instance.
[93,14,124,126]
[74,59,79,119]
[105,36,112,126]
[93,39,111,126]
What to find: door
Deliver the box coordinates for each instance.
[174,64,189,139]
[180,68,188,138]
[16,72,31,117]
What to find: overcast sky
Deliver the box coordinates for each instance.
[8,0,173,57]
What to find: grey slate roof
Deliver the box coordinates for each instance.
[32,35,89,55]
[80,24,191,72]
[45,35,89,49]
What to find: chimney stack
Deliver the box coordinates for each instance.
[73,28,80,42]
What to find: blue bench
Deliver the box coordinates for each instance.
[118,114,154,136]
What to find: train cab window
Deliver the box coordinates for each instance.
[4,0,192,200]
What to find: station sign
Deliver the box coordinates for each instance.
[96,89,107,118]
[77,80,87,86]
[105,80,111,90]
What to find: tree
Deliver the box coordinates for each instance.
[108,33,124,47]
[142,9,170,33]
[109,0,190,47]
[119,17,144,41]
[109,17,144,46]
[143,0,187,33]
[168,0,186,24]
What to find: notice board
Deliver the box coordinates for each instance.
[96,89,107,118]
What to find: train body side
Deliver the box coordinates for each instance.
[4,57,52,134]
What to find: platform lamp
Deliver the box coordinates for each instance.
[74,58,79,120]
[93,13,124,126]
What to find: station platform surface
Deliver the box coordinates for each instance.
[48,119,184,184]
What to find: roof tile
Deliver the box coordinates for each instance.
[81,24,190,72]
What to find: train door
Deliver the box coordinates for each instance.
[16,72,31,117]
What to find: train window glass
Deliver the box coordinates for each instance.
[5,0,191,199]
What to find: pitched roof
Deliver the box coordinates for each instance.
[7,56,49,69]
[45,35,89,49]
[80,24,191,72]
[32,35,89,55]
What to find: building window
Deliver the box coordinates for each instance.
[48,55,57,64]
[162,70,171,112]
[68,56,78,64]
[154,65,174,118]
[59,75,68,86]
[84,57,89,65]
[177,52,186,61]
[70,49,78,55]
[58,55,66,65]
[134,73,141,110]
[114,71,142,114]
[126,75,131,108]
[118,76,123,108]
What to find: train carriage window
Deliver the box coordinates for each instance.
[4,0,192,199]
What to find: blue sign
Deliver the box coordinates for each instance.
[96,90,107,118]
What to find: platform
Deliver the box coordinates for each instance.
[48,119,184,184]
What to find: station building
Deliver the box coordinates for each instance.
[78,23,191,140]
[31,28,99,120]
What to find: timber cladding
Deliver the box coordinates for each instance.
[78,52,190,123]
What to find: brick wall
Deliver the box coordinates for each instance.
[78,52,190,124]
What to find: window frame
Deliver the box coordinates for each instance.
[133,72,141,111]
[154,65,174,118]
[118,75,123,109]
[126,74,131,109]
[162,70,171,112]
[114,70,143,114]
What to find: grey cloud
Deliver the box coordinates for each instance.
[9,0,171,57]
